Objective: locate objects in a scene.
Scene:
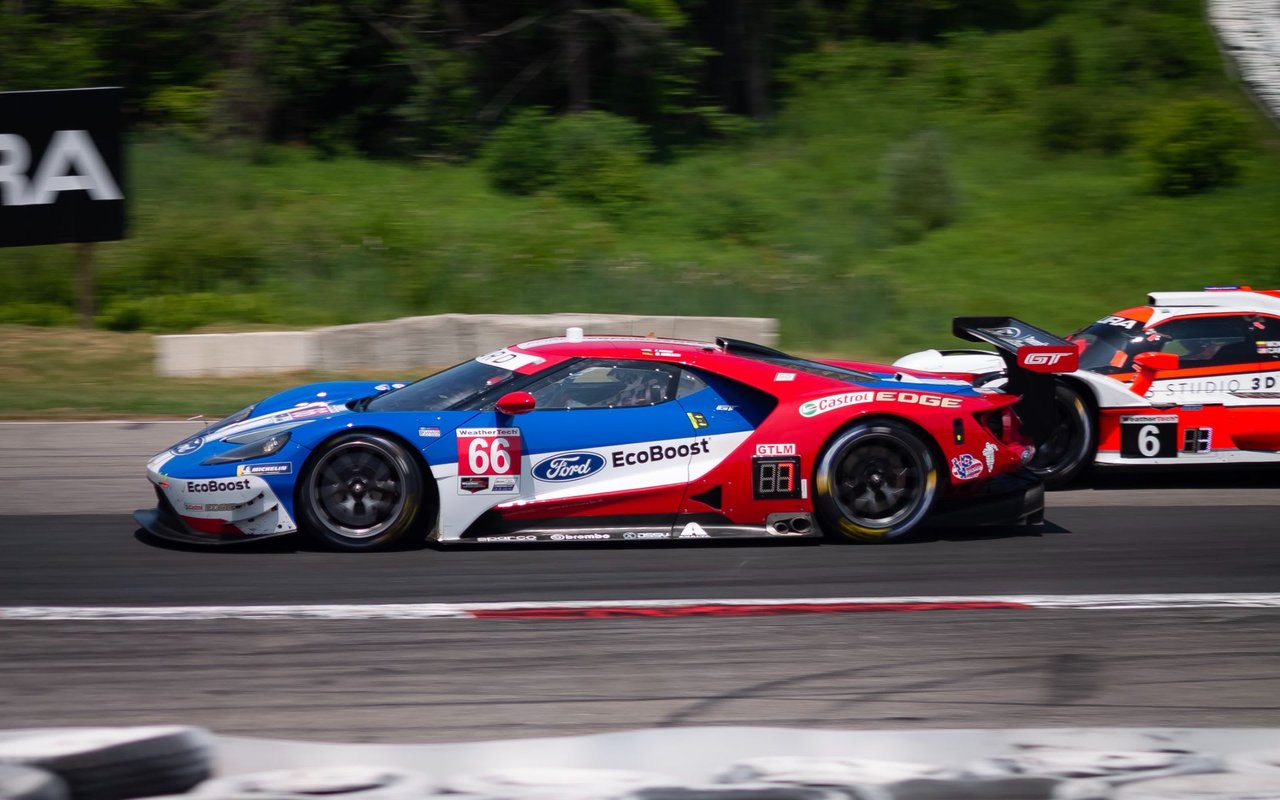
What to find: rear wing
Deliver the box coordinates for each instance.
[952,317,1079,444]
[952,317,1079,374]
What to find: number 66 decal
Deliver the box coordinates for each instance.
[457,428,523,476]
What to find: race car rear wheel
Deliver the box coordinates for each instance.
[1026,381,1095,489]
[814,420,938,543]
[299,433,424,551]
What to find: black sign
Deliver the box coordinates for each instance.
[0,87,125,247]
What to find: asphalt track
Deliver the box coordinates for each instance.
[2,421,1280,743]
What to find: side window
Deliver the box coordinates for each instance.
[676,369,709,399]
[1249,316,1280,360]
[1153,315,1258,368]
[524,360,693,410]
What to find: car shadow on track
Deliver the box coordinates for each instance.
[1063,463,1280,492]
[132,528,434,554]
[136,522,1061,553]
[132,527,831,554]
[898,519,1071,545]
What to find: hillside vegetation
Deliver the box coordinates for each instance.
[3,1,1280,358]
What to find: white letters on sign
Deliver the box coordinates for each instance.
[0,130,122,206]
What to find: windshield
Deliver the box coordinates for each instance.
[364,359,522,412]
[1068,322,1162,374]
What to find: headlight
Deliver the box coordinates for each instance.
[221,420,305,444]
[199,405,256,437]
[163,405,258,457]
[201,430,292,465]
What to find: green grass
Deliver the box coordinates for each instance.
[0,326,395,418]
[3,7,1280,417]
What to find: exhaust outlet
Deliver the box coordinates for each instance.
[766,512,815,536]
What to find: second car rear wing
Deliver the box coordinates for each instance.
[951,317,1079,375]
[952,317,1080,444]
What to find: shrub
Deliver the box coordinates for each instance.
[145,85,215,140]
[97,293,278,332]
[977,78,1019,112]
[0,303,76,327]
[1134,12,1217,81]
[1034,88,1093,153]
[482,108,556,195]
[549,111,652,215]
[1043,32,1078,85]
[882,129,958,241]
[1137,99,1250,196]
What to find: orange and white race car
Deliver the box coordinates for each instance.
[895,287,1280,487]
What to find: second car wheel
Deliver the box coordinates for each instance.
[1026,381,1096,489]
[298,432,425,551]
[814,420,939,543]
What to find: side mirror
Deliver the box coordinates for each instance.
[1131,351,1179,397]
[1133,351,1179,371]
[495,391,536,416]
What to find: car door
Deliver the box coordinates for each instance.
[465,358,709,538]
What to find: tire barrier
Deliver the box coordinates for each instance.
[5,727,1280,800]
[191,767,435,800]
[0,764,70,800]
[716,757,958,787]
[0,727,212,800]
[624,787,850,800]
[1113,772,1280,799]
[1225,749,1280,773]
[1209,0,1280,122]
[442,767,676,799]
[968,746,1221,785]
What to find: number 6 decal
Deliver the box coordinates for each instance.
[1120,415,1177,459]
[457,428,522,476]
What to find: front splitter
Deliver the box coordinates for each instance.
[133,508,296,547]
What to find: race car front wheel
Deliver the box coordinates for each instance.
[1026,381,1096,489]
[299,433,424,551]
[814,420,938,543]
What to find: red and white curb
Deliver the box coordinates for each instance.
[4,593,1280,621]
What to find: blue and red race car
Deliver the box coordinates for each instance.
[137,321,1074,550]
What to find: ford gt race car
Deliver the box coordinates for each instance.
[896,287,1280,487]
[137,324,1074,550]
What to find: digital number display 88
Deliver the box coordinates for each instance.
[753,456,801,499]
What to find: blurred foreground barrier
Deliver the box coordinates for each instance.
[155,314,779,378]
[1210,0,1280,121]
[5,727,1280,800]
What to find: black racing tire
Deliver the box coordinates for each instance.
[0,726,212,800]
[813,420,939,543]
[298,432,425,551]
[1026,381,1096,490]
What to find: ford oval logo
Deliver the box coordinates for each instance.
[532,452,606,482]
[170,436,204,456]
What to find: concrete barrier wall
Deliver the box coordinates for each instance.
[157,314,778,377]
